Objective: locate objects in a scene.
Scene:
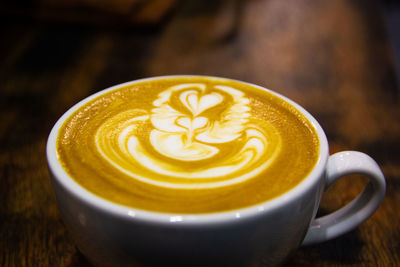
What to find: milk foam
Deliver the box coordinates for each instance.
[95,83,282,189]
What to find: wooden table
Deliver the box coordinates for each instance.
[1,0,399,266]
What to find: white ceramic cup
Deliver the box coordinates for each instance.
[47,76,386,267]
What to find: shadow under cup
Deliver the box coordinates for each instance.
[46,76,385,266]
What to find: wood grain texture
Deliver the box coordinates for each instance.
[1,0,399,266]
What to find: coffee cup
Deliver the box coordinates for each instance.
[47,75,385,266]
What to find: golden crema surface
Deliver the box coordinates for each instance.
[57,77,319,213]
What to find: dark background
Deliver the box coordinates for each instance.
[1,0,399,266]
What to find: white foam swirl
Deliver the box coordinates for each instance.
[95,83,282,189]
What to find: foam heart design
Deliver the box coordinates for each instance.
[177,116,208,130]
[180,90,223,116]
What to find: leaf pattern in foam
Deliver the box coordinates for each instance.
[195,95,251,143]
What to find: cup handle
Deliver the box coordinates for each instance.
[302,151,386,246]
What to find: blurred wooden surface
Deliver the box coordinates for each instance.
[0,0,178,27]
[1,0,399,266]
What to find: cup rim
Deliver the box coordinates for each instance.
[47,75,329,225]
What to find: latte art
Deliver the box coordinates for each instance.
[95,83,281,189]
[57,77,319,213]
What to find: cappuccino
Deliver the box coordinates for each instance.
[57,76,319,213]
